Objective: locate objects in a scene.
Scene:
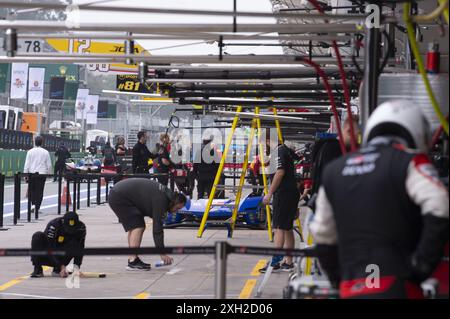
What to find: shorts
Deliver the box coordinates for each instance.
[108,190,145,232]
[272,190,300,230]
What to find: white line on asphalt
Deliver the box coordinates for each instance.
[0,292,239,299]
[2,194,105,218]
[3,186,104,207]
[0,293,134,299]
[3,180,54,189]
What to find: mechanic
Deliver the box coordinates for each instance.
[54,143,71,182]
[132,131,155,174]
[30,212,86,278]
[108,178,187,270]
[308,115,361,208]
[193,136,222,199]
[310,100,449,299]
[260,133,300,272]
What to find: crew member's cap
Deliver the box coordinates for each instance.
[63,212,80,233]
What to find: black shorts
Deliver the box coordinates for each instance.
[272,190,300,230]
[108,190,145,232]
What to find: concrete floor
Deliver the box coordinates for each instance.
[0,197,306,299]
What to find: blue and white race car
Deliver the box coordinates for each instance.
[164,194,267,233]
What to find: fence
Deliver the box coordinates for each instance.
[0,242,317,299]
[0,128,81,152]
[0,171,174,228]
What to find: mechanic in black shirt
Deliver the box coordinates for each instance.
[310,100,449,298]
[260,133,300,272]
[193,136,222,199]
[132,131,155,174]
[108,179,187,270]
[30,212,86,278]
[54,143,71,182]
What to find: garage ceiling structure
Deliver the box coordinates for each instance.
[0,0,448,145]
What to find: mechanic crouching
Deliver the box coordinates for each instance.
[310,100,449,299]
[30,212,86,278]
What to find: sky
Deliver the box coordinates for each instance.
[72,0,283,55]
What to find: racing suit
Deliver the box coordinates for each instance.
[31,217,86,270]
[310,136,449,299]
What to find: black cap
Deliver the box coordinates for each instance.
[63,212,80,233]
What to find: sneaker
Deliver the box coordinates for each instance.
[259,255,283,273]
[280,262,295,272]
[126,257,151,271]
[30,266,44,278]
[258,262,280,273]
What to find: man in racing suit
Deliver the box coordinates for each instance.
[310,100,449,298]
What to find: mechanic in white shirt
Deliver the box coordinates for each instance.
[24,136,52,214]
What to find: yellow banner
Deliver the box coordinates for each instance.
[46,39,149,74]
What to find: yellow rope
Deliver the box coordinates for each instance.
[412,0,448,23]
[404,2,449,136]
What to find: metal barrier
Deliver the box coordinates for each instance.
[0,243,316,299]
[0,173,7,231]
[2,171,173,226]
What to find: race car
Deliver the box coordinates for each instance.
[164,193,267,235]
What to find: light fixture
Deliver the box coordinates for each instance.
[102,89,163,97]
[130,99,175,104]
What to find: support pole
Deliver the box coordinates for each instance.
[0,174,8,230]
[197,106,243,238]
[77,176,81,210]
[215,241,228,299]
[230,118,257,235]
[57,172,62,215]
[73,172,77,214]
[87,175,91,207]
[105,178,109,202]
[361,7,381,130]
[66,178,70,213]
[273,108,284,144]
[305,233,314,275]
[97,176,101,205]
[27,174,32,222]
[256,107,273,242]
[13,172,21,225]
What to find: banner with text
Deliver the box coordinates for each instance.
[10,63,29,99]
[75,88,89,120]
[86,95,99,125]
[28,67,46,105]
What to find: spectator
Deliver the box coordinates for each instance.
[154,133,173,186]
[115,136,127,157]
[87,142,97,156]
[248,156,264,196]
[24,136,52,215]
[102,141,116,167]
